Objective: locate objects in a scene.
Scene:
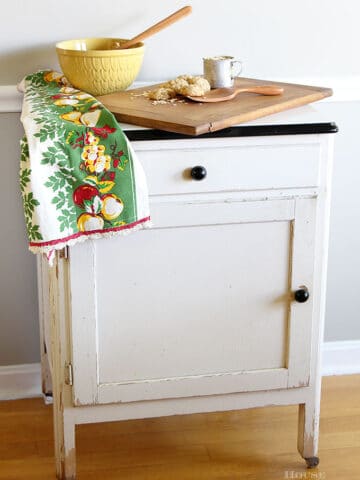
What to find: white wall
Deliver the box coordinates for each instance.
[1,0,360,85]
[0,0,359,365]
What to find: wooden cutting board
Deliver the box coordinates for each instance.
[98,77,332,136]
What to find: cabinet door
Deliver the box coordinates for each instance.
[69,198,316,405]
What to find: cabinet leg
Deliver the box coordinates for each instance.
[297,402,320,468]
[49,253,76,478]
[53,406,76,479]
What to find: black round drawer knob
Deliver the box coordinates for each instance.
[190,166,207,181]
[294,287,310,303]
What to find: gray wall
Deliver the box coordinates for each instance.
[0,0,359,365]
[322,101,360,341]
[0,114,39,364]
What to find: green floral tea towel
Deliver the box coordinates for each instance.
[19,71,150,262]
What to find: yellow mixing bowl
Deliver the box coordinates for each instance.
[56,38,145,96]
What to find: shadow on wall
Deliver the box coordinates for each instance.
[0,44,60,85]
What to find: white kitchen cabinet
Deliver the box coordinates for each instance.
[37,117,336,479]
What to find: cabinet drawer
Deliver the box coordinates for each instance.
[136,143,320,196]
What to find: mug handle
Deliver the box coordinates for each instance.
[231,60,243,79]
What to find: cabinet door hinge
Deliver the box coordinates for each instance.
[65,362,73,386]
[59,246,69,260]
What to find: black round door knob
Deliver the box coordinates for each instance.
[294,287,310,303]
[190,166,207,181]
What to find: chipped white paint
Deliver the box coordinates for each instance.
[39,132,334,478]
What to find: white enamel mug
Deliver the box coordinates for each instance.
[203,56,243,88]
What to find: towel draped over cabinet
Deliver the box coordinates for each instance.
[19,71,151,263]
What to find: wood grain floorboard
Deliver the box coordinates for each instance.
[0,375,359,479]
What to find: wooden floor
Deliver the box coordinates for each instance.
[0,375,359,479]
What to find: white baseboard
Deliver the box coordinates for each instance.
[0,363,41,401]
[321,340,360,376]
[0,341,359,401]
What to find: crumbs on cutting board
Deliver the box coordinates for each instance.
[130,75,210,105]
[131,92,186,106]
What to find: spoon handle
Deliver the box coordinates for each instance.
[121,6,192,49]
[237,86,284,96]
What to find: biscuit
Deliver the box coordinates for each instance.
[148,75,211,101]
[164,77,189,92]
[180,77,210,96]
[148,87,177,101]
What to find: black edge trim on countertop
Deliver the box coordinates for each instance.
[125,123,338,141]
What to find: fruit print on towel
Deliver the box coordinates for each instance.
[41,76,135,232]
[72,130,126,231]
[22,71,149,255]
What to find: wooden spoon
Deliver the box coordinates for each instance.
[118,6,192,49]
[186,85,284,103]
